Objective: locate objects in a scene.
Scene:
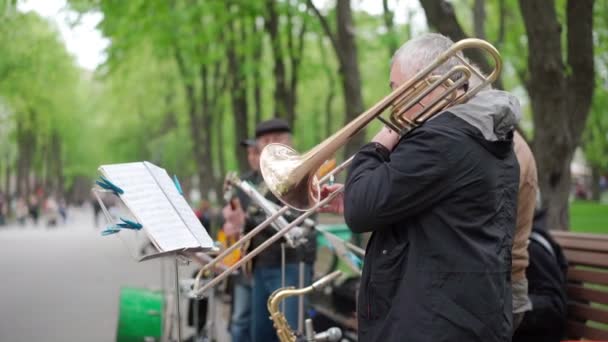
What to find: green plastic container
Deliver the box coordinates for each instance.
[116,287,164,342]
[316,223,363,276]
[316,224,352,248]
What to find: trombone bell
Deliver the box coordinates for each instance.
[260,144,321,211]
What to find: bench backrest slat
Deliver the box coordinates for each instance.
[566,320,608,341]
[568,267,608,286]
[563,249,608,268]
[550,231,608,340]
[567,285,608,306]
[552,231,608,242]
[555,238,608,253]
[568,303,608,325]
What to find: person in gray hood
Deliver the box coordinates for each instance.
[321,33,520,341]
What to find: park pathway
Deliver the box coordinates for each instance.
[0,206,228,342]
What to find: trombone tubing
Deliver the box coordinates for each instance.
[198,155,352,275]
[345,241,366,257]
[192,205,290,289]
[194,184,346,297]
[200,205,289,273]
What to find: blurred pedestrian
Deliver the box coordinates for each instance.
[28,193,40,225]
[195,200,212,232]
[16,196,28,226]
[0,191,6,226]
[44,195,59,227]
[58,198,67,223]
[92,195,102,227]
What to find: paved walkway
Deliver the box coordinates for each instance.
[0,207,229,342]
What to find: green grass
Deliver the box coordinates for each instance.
[570,201,608,234]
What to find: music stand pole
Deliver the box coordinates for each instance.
[174,253,182,342]
[281,242,286,314]
[194,289,199,341]
[298,261,305,333]
[207,277,216,341]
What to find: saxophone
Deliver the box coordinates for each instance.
[267,271,342,342]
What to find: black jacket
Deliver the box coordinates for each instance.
[239,170,317,268]
[344,91,521,342]
[512,210,568,342]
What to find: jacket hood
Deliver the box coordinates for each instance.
[447,90,522,141]
[445,90,521,158]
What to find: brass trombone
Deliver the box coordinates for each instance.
[223,172,311,248]
[260,38,501,210]
[193,163,350,297]
[193,38,501,297]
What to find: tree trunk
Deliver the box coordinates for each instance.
[214,102,227,197]
[16,114,36,197]
[0,159,3,195]
[200,63,216,197]
[186,84,211,200]
[497,0,506,46]
[419,0,494,75]
[174,45,215,200]
[473,0,486,40]
[382,0,398,54]
[4,153,11,214]
[227,19,250,173]
[336,0,366,159]
[286,3,307,131]
[590,166,601,202]
[265,0,289,124]
[519,0,595,230]
[307,0,365,159]
[204,58,227,198]
[56,138,64,199]
[318,36,336,138]
[215,99,227,182]
[49,132,62,196]
[252,20,263,124]
[41,140,50,192]
[181,175,192,203]
[15,121,24,197]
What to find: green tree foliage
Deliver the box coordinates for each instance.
[0,11,97,198]
[0,0,16,17]
[66,0,408,199]
[3,0,605,223]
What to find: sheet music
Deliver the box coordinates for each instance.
[99,162,201,252]
[144,161,213,248]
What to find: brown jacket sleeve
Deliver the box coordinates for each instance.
[512,131,538,281]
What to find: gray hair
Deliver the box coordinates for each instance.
[391,33,465,83]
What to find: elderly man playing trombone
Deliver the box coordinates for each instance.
[320,33,520,341]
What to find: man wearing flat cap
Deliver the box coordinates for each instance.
[223,118,316,341]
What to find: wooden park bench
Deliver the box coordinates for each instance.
[551,231,608,340]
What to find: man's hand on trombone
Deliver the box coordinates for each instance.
[319,125,399,216]
[319,184,345,215]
